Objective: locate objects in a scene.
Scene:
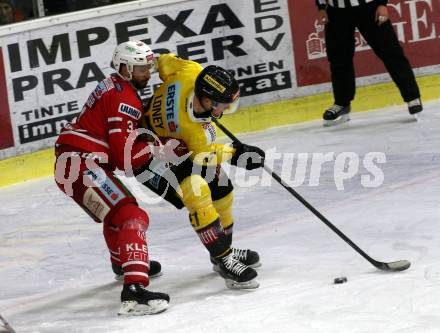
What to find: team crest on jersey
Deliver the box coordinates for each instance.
[202,123,216,144]
[165,82,181,133]
[118,103,141,120]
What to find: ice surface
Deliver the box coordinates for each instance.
[1,101,440,333]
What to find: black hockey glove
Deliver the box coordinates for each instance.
[230,142,265,170]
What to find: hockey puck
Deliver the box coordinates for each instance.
[333,277,347,284]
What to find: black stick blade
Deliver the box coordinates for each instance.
[376,260,411,272]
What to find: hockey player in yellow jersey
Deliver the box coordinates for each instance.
[137,54,265,289]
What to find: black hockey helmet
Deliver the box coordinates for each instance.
[195,65,240,104]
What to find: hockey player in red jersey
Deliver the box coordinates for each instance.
[54,41,170,315]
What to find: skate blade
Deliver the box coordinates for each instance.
[412,113,421,121]
[212,261,261,273]
[150,272,164,279]
[224,278,260,290]
[323,113,350,127]
[118,300,169,316]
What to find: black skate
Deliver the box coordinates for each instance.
[118,283,169,315]
[214,252,259,289]
[211,247,261,271]
[323,104,351,126]
[407,98,423,119]
[231,248,261,268]
[113,260,162,281]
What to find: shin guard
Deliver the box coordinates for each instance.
[111,204,150,285]
[213,192,234,247]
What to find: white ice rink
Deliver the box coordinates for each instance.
[1,100,440,333]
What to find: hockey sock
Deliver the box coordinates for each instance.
[111,204,150,286]
[223,225,233,248]
[103,222,121,266]
[195,218,231,258]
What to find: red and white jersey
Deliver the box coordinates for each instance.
[56,75,150,171]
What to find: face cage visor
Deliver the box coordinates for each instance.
[126,55,157,79]
[210,97,240,119]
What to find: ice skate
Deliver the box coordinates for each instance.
[407,98,423,120]
[118,283,169,315]
[211,247,261,273]
[214,252,259,289]
[323,104,351,126]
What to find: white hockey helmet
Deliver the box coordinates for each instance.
[112,40,155,79]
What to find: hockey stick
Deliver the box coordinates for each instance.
[212,118,410,272]
[0,314,16,333]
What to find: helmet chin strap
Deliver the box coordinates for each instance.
[194,109,212,119]
[116,64,133,81]
[197,109,223,120]
[210,110,223,119]
[196,104,223,119]
[126,64,134,80]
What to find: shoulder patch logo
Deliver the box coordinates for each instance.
[93,82,108,99]
[202,123,216,144]
[118,103,141,120]
[103,77,115,91]
[114,82,123,92]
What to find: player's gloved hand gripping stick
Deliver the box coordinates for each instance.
[229,141,265,170]
[213,117,410,272]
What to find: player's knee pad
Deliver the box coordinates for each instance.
[179,175,212,208]
[111,203,149,232]
[212,192,234,230]
[179,175,219,230]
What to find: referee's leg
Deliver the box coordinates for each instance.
[358,7,420,102]
[325,7,357,106]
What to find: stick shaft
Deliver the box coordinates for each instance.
[0,314,16,333]
[213,118,381,268]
